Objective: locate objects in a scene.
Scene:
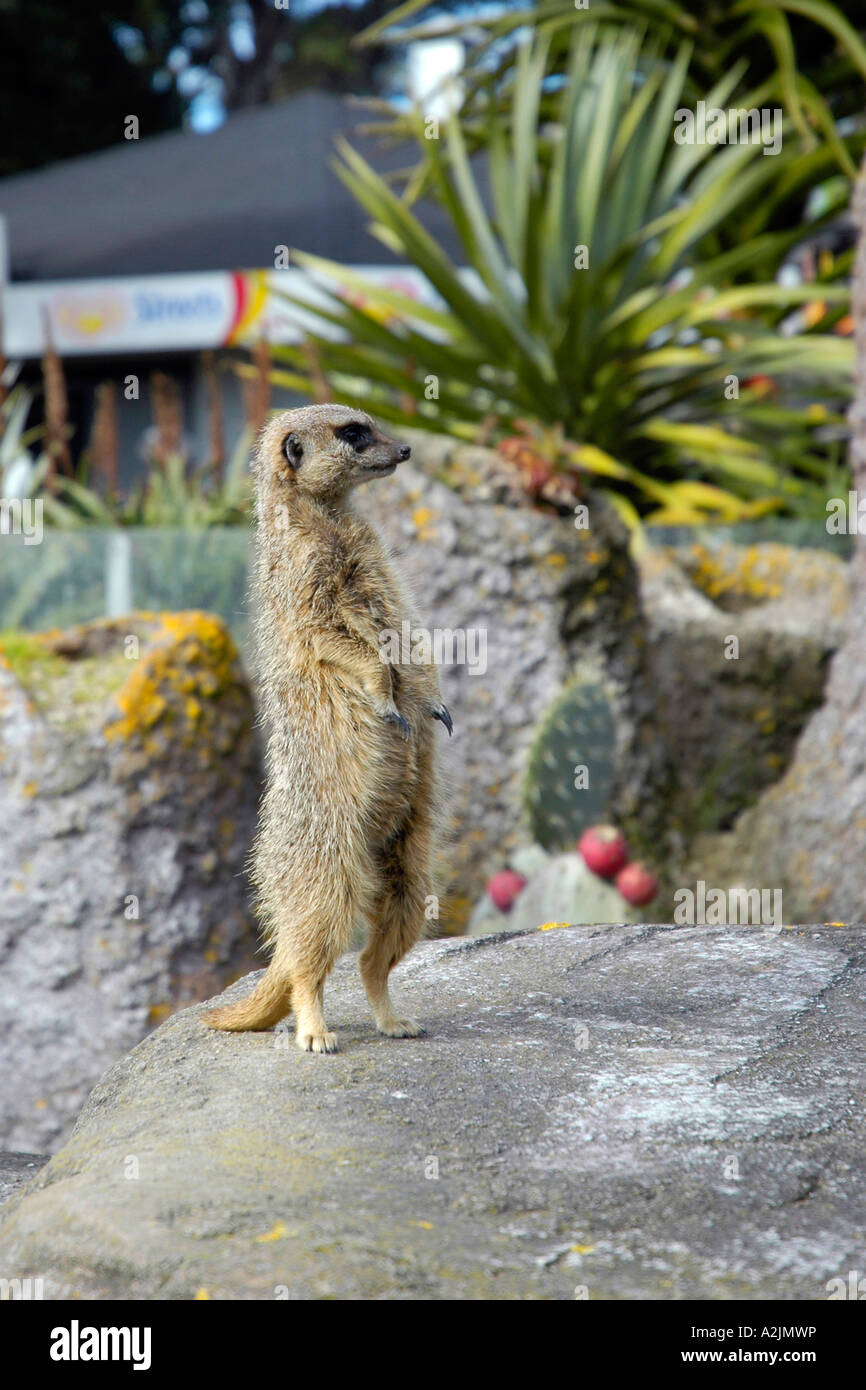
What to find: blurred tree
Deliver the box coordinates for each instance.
[0,2,182,175]
[0,0,430,175]
[179,0,400,111]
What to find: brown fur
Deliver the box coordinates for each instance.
[204,405,449,1051]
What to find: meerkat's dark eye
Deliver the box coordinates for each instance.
[284,433,303,468]
[335,422,370,452]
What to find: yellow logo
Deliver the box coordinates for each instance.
[53,292,127,339]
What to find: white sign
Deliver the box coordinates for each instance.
[0,266,441,359]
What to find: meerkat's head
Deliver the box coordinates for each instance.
[256,404,411,504]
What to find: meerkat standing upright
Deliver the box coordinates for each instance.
[205,404,451,1053]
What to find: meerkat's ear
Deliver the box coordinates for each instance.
[284,433,304,468]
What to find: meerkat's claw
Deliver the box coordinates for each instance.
[430,703,453,736]
[298,1030,339,1054]
[377,1017,424,1038]
[385,709,411,739]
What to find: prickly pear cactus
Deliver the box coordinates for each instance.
[523,677,617,850]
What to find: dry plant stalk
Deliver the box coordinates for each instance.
[150,372,184,465]
[301,339,333,406]
[399,356,418,418]
[88,381,119,494]
[202,351,224,481]
[0,302,8,413]
[41,308,73,477]
[243,338,272,435]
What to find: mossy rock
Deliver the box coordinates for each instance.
[670,540,849,617]
[0,610,261,1151]
[0,611,250,763]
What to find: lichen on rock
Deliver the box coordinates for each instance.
[0,611,261,1153]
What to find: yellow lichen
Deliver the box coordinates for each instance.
[673,541,846,612]
[103,611,241,748]
[255,1221,290,1243]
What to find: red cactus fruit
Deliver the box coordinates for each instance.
[578,825,628,879]
[487,868,528,913]
[615,862,659,907]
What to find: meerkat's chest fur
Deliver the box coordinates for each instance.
[257,499,409,668]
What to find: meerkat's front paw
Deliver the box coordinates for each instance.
[429,702,453,736]
[297,1029,339,1054]
[384,707,411,740]
[377,1016,424,1038]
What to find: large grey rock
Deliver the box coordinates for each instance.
[0,1154,48,1212]
[637,541,846,839]
[0,924,862,1300]
[0,613,261,1153]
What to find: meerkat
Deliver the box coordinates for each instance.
[204,404,451,1053]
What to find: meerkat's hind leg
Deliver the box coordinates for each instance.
[279,857,373,1054]
[293,973,339,1053]
[361,820,430,1039]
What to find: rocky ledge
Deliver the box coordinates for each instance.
[0,923,862,1300]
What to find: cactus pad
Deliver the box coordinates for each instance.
[523,677,617,850]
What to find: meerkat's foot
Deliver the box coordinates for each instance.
[297,1029,339,1054]
[384,707,411,740]
[430,702,453,735]
[376,1016,424,1038]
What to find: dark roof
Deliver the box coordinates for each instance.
[0,92,465,281]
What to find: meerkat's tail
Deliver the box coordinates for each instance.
[203,965,292,1031]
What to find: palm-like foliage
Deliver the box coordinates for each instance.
[359,0,866,178]
[271,28,853,523]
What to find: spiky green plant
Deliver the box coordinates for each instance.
[271,27,854,524]
[0,375,50,500]
[36,430,254,529]
[360,0,866,179]
[524,677,618,850]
